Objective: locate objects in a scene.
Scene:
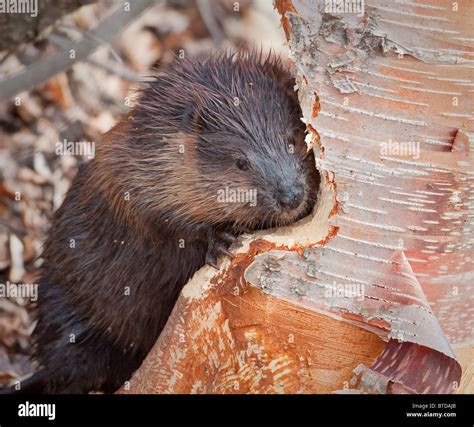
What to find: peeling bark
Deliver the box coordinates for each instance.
[122,0,473,394]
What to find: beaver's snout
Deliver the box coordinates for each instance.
[278,184,305,211]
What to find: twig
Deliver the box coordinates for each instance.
[86,56,154,83]
[0,0,158,101]
[0,220,26,239]
[196,0,224,45]
[47,33,152,83]
[56,23,124,64]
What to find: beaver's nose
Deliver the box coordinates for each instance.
[279,186,304,210]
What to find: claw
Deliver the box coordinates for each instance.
[205,229,238,269]
[208,261,219,270]
[215,244,235,259]
[219,232,237,244]
[206,252,219,269]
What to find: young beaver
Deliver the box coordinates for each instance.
[21,50,320,393]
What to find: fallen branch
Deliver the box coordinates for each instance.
[0,0,157,101]
[0,0,96,51]
[196,0,224,44]
[47,33,151,83]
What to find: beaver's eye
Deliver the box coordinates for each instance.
[236,158,249,171]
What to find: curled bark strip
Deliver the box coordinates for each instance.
[354,340,461,394]
[243,248,462,393]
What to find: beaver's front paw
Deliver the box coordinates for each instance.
[205,229,237,269]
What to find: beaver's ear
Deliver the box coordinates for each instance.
[265,57,299,106]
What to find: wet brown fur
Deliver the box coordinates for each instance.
[18,50,319,393]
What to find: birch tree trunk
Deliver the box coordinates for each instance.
[122,0,473,394]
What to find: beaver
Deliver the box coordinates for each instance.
[16,50,320,393]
